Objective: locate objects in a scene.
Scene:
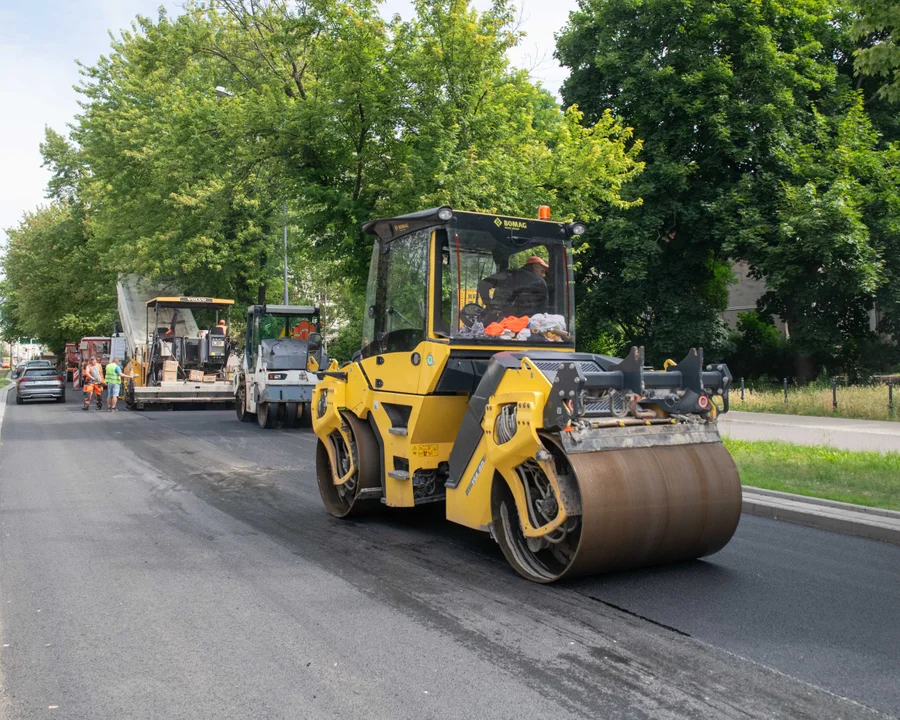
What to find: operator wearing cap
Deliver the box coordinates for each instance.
[477,255,550,319]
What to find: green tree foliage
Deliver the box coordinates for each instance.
[2,0,642,354]
[73,5,288,304]
[557,0,900,378]
[7,0,898,380]
[724,311,792,383]
[718,98,900,377]
[2,203,116,354]
[0,129,117,352]
[853,0,900,102]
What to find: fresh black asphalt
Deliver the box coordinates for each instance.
[0,390,897,718]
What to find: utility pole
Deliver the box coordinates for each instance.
[283,200,289,304]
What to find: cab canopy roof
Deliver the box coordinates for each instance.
[362,206,578,244]
[146,296,235,310]
[251,304,319,316]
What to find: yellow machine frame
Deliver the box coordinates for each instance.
[312,207,740,583]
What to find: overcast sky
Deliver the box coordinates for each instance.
[0,1,577,239]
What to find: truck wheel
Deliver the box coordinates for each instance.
[236,382,254,423]
[283,402,299,428]
[257,401,277,429]
[298,402,312,428]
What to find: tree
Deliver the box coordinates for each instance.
[73,6,289,305]
[6,0,641,354]
[556,0,897,378]
[720,99,900,378]
[0,128,117,354]
[2,203,116,354]
[853,0,900,102]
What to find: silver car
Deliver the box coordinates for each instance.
[24,359,55,369]
[15,367,66,405]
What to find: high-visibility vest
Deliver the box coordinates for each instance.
[105,363,121,385]
[291,321,315,340]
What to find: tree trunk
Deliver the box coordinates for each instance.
[793,353,815,385]
[257,252,267,305]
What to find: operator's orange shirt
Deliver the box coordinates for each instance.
[291,321,315,340]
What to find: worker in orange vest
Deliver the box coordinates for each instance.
[81,356,106,411]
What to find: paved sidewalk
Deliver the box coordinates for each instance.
[721,410,900,452]
[743,486,900,545]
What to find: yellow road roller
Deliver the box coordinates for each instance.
[312,207,741,583]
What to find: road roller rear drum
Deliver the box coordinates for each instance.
[316,413,381,518]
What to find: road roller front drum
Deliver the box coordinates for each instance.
[491,439,742,583]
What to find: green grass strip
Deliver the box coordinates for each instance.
[723,437,900,511]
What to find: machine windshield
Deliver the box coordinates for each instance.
[438,228,574,344]
[360,221,575,357]
[259,314,319,341]
[361,229,431,356]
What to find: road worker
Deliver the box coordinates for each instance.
[81,356,106,411]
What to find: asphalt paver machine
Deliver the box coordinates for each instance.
[312,207,741,583]
[235,304,327,428]
[122,293,236,409]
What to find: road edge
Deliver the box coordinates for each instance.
[0,378,11,444]
[0,374,12,718]
[742,485,900,545]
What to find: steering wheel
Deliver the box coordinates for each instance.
[460,303,485,328]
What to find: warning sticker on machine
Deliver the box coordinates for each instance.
[411,443,439,458]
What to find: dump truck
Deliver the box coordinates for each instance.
[78,337,111,366]
[312,207,740,583]
[64,343,79,381]
[234,304,328,428]
[117,277,236,409]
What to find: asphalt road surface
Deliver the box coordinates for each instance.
[720,411,900,452]
[1,391,898,719]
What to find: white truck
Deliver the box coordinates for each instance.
[234,304,326,428]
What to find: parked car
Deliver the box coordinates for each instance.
[24,359,54,368]
[15,367,66,405]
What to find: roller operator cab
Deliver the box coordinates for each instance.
[235,304,327,428]
[312,207,741,583]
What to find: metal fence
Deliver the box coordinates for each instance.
[737,376,896,417]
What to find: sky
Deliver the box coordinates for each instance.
[0,0,578,239]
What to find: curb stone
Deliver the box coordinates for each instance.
[742,485,900,545]
[0,382,11,442]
